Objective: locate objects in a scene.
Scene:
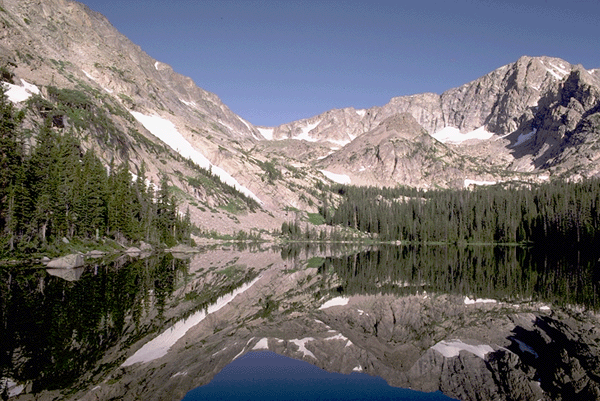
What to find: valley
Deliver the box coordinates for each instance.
[1,1,600,400]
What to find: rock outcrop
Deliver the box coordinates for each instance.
[46,253,84,269]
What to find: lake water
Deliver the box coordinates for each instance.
[1,244,598,400]
[183,351,457,400]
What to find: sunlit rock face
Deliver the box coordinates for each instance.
[4,246,598,401]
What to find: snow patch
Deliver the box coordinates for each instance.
[290,338,316,359]
[294,120,320,142]
[549,62,569,76]
[82,70,95,81]
[511,338,539,358]
[432,340,494,359]
[539,305,551,311]
[179,99,196,107]
[325,333,349,342]
[546,68,563,80]
[122,276,261,366]
[353,366,363,372]
[319,297,349,309]
[356,109,366,117]
[464,296,497,305]
[327,138,352,147]
[257,127,274,140]
[432,126,494,144]
[239,117,251,130]
[130,112,262,204]
[252,338,269,350]
[171,371,188,378]
[512,128,537,148]
[464,179,496,188]
[3,79,40,102]
[154,61,160,70]
[320,170,351,184]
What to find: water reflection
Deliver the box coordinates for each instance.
[281,244,600,309]
[183,351,457,401]
[0,254,189,392]
[1,244,599,400]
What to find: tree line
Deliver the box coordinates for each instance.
[0,86,190,256]
[319,180,600,247]
[314,244,599,310]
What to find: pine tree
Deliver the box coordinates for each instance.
[0,86,25,240]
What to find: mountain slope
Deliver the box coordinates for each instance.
[318,113,497,189]
[0,0,329,233]
[265,56,600,187]
[2,0,600,234]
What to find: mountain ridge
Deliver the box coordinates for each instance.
[2,0,600,232]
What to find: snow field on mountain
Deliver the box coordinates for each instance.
[3,79,40,103]
[319,170,351,184]
[294,120,321,142]
[122,276,261,366]
[432,340,494,359]
[257,127,274,140]
[130,112,262,204]
[319,297,350,309]
[511,128,537,147]
[432,126,494,144]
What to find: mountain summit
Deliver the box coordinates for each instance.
[1,0,600,231]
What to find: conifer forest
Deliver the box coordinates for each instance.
[0,87,190,256]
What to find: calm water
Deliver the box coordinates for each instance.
[183,351,457,401]
[1,244,598,399]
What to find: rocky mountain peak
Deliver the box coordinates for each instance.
[376,112,428,139]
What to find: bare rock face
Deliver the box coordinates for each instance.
[319,113,498,188]
[270,56,574,142]
[267,56,599,187]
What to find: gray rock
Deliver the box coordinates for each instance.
[47,267,85,281]
[125,247,141,255]
[139,241,153,251]
[46,254,84,269]
[87,250,106,258]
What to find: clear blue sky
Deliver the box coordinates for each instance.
[78,0,600,127]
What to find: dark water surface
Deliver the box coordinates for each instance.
[1,244,599,399]
[183,351,457,401]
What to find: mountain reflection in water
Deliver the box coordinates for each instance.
[1,244,599,401]
[183,351,457,401]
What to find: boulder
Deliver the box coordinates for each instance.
[87,250,106,258]
[46,253,84,269]
[125,247,141,255]
[139,241,153,251]
[47,267,85,281]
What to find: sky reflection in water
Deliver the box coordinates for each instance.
[183,351,457,401]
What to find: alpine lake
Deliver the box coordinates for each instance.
[1,243,599,401]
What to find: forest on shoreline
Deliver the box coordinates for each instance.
[300,179,600,248]
[0,87,191,257]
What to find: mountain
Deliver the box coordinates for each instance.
[1,0,600,234]
[264,56,600,187]
[0,0,327,235]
